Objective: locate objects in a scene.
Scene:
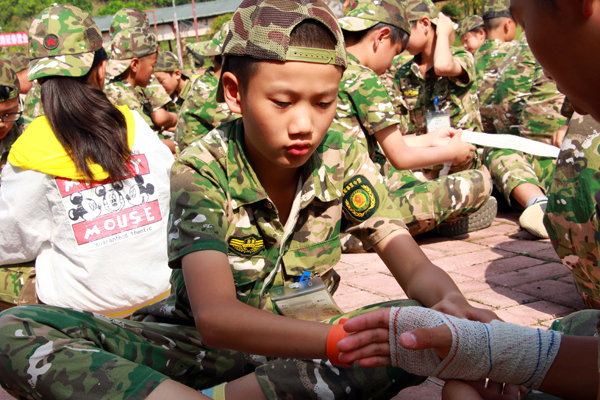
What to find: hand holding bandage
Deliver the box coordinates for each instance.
[338,307,561,389]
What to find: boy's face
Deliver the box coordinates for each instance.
[406,19,429,55]
[372,37,405,76]
[460,30,485,54]
[238,60,342,171]
[0,97,19,140]
[154,71,179,95]
[134,52,158,88]
[510,0,600,121]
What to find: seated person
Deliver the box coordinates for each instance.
[457,15,485,55]
[0,1,496,399]
[333,0,494,238]
[488,33,567,238]
[0,6,172,317]
[475,0,517,133]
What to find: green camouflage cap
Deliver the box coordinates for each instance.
[110,8,149,38]
[338,0,411,36]
[186,22,230,57]
[154,50,189,78]
[27,5,103,81]
[404,0,439,24]
[0,60,20,100]
[457,15,484,38]
[483,0,511,17]
[3,52,29,74]
[106,27,158,77]
[217,0,347,102]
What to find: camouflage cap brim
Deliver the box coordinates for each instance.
[105,58,132,78]
[337,16,378,32]
[0,60,20,99]
[187,40,219,57]
[27,52,95,81]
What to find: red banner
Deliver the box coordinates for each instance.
[0,32,28,47]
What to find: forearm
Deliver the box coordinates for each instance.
[374,230,465,306]
[151,108,178,129]
[538,335,598,400]
[433,36,463,77]
[403,133,431,147]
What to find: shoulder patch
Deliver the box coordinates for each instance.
[342,175,379,221]
[228,235,264,256]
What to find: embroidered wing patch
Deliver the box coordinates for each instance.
[228,235,264,256]
[342,175,379,221]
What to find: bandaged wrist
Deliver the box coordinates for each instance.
[389,307,561,389]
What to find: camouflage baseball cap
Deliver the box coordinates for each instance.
[27,5,103,81]
[0,60,20,101]
[217,0,347,101]
[106,27,158,77]
[338,0,411,36]
[154,51,189,78]
[457,15,484,38]
[3,52,29,74]
[404,0,439,24]
[186,22,230,57]
[483,0,511,17]
[110,8,149,38]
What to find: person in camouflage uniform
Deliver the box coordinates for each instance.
[475,0,517,134]
[0,1,496,398]
[457,15,485,55]
[108,8,176,127]
[153,51,194,114]
[393,0,483,138]
[333,0,494,238]
[486,33,567,238]
[175,22,238,154]
[2,52,33,99]
[0,60,24,177]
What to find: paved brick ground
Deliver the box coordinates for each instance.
[0,211,583,400]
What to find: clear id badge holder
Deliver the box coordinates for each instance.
[425,97,451,133]
[269,275,344,321]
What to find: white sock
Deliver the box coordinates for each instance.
[526,195,548,208]
[389,307,561,389]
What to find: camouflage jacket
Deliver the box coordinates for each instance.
[167,119,407,318]
[331,53,406,167]
[474,39,513,133]
[104,77,155,130]
[174,72,238,154]
[490,34,567,142]
[22,81,43,129]
[393,47,483,135]
[381,52,414,100]
[545,113,600,308]
[0,119,23,181]
[165,78,194,115]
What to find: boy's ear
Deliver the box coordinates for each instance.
[373,26,392,52]
[174,70,182,80]
[96,59,107,91]
[581,0,597,17]
[130,58,140,73]
[221,71,242,114]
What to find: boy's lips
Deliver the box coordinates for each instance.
[287,143,311,156]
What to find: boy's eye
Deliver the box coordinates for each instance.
[273,100,290,108]
[317,101,333,109]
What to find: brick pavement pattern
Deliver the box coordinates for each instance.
[0,211,580,400]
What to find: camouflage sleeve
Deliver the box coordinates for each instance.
[449,47,477,87]
[168,144,229,267]
[519,65,567,142]
[145,75,174,111]
[335,133,408,248]
[344,68,401,136]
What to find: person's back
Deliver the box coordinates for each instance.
[0,5,172,315]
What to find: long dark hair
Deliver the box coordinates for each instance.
[40,48,131,181]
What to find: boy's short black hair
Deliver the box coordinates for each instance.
[0,85,17,102]
[482,11,515,31]
[228,19,338,96]
[342,22,410,51]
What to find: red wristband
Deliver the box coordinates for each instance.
[326,318,352,367]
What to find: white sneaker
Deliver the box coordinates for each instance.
[519,201,549,238]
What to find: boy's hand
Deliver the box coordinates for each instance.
[431,292,498,323]
[551,124,568,148]
[436,13,456,39]
[447,131,476,166]
[428,126,460,147]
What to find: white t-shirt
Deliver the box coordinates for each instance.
[0,111,173,314]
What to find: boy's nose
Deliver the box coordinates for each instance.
[289,106,314,135]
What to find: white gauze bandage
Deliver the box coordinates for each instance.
[389,307,561,389]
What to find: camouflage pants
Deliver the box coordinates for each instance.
[484,147,555,208]
[0,299,425,400]
[521,309,600,400]
[386,168,492,236]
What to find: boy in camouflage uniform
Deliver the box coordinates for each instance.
[153,51,194,114]
[333,0,494,237]
[487,33,567,238]
[0,1,496,398]
[475,0,517,134]
[393,0,483,138]
[457,15,485,55]
[175,22,238,154]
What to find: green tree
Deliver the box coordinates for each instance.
[210,12,233,35]
[454,0,486,15]
[0,0,92,33]
[441,3,462,21]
